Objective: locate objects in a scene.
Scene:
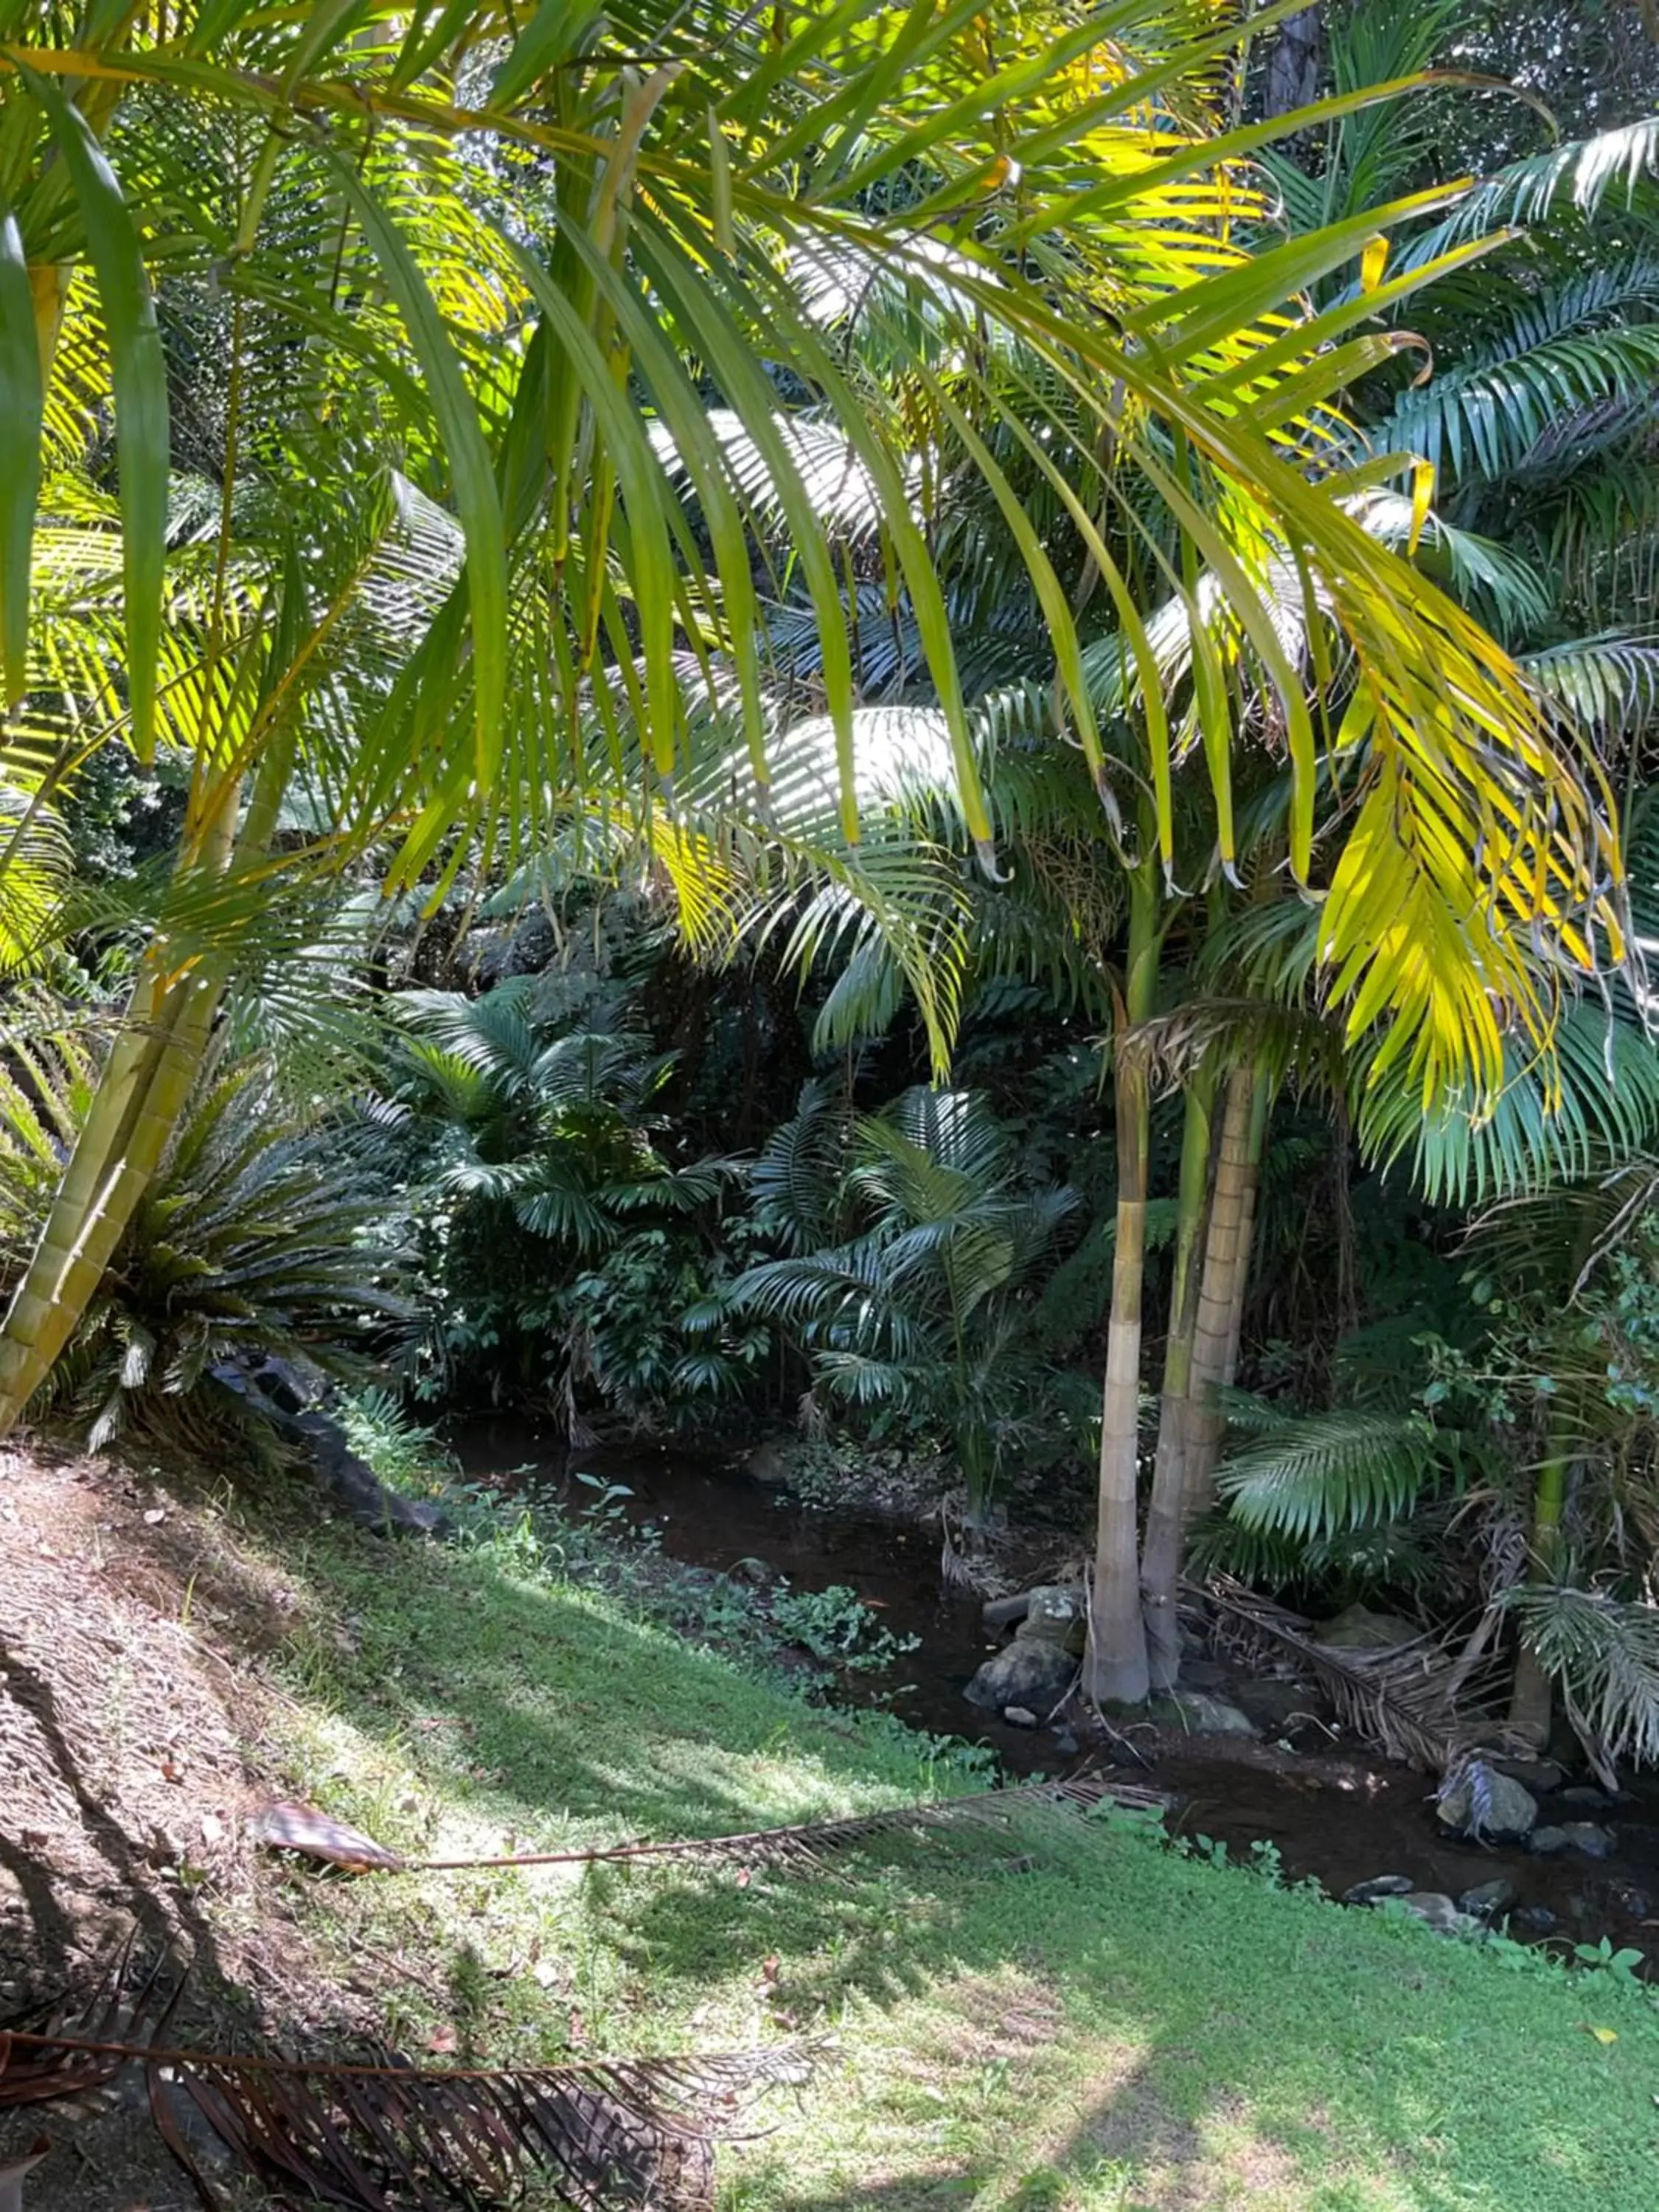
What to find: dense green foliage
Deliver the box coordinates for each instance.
[4,0,1659,1756]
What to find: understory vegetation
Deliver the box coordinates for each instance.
[11,0,1659,2200]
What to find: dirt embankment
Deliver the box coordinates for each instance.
[0,1442,378,2207]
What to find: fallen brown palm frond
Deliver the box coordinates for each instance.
[250,1773,1169,1878]
[1196,1579,1503,1771]
[0,2138,49,2212]
[1,1957,813,2212]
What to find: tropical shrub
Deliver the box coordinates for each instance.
[393,977,765,1428]
[0,1036,408,1448]
[736,1082,1085,1527]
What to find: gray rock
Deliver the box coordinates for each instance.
[1526,1820,1615,1859]
[981,1593,1032,1632]
[1315,1604,1422,1652]
[1398,1892,1479,1935]
[1051,1728,1079,1756]
[1003,1705,1038,1728]
[1435,1764,1537,1843]
[1013,1586,1087,1655]
[1561,1821,1618,1859]
[744,1439,793,1486]
[1457,1879,1518,1919]
[1558,1785,1614,1809]
[964,1635,1077,1713]
[1343,1874,1415,1905]
[1511,1904,1559,1935]
[1495,1759,1568,1796]
[1227,1678,1312,1733]
[1149,1690,1256,1736]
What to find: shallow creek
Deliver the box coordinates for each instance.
[453,1419,1659,1969]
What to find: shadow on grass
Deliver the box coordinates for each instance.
[110,1471,1659,2212]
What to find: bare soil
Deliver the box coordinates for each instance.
[0,1439,385,2208]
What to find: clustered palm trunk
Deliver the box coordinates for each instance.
[1090,1009,1267,1706]
[1090,860,1161,1704]
[1136,1059,1265,1691]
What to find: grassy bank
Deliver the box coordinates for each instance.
[9,1444,1659,2211]
[251,1481,1659,2212]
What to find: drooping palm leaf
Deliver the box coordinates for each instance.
[1198,1577,1495,1770]
[249,1773,1166,1878]
[1213,1401,1447,1543]
[1502,1583,1659,1772]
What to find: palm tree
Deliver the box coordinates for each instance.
[736,1082,1081,1528]
[0,0,1627,1466]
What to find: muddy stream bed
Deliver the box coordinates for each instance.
[454,1421,1659,1968]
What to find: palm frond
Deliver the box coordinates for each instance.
[1523,633,1659,742]
[1371,259,1659,486]
[250,1775,1165,1881]
[1420,117,1659,248]
[1214,1403,1443,1541]
[749,1082,847,1255]
[0,1958,810,2212]
[1199,1579,1492,1770]
[1503,1584,1659,1771]
[1360,1003,1659,1206]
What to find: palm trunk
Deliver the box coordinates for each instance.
[1262,5,1326,119]
[1088,862,1158,1706]
[0,760,248,1436]
[0,979,218,1427]
[1181,1062,1264,1519]
[1219,1074,1269,1391]
[1508,1437,1570,1748]
[1139,1057,1217,1691]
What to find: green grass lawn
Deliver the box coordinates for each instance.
[251,1498,1659,2212]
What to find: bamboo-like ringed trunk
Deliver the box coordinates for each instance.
[1140,1057,1217,1692]
[1181,1062,1262,1520]
[1087,863,1158,1708]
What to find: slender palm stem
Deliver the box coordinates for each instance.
[1140,1053,1218,1691]
[1181,1059,1264,1519]
[1088,856,1159,1706]
[1508,1429,1572,1747]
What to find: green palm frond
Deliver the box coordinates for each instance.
[1414,116,1659,252]
[1360,1004,1659,1206]
[750,1082,848,1256]
[1264,0,1465,236]
[1522,633,1659,742]
[1372,260,1659,487]
[1503,1584,1659,1770]
[1214,1402,1444,1542]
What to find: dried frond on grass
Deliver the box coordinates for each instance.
[250,1772,1169,1878]
[0,1949,811,2211]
